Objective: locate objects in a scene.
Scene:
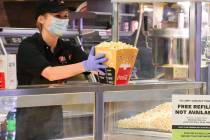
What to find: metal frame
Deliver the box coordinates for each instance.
[0,81,205,96]
[0,28,80,37]
[112,3,120,41]
[189,2,202,81]
[208,64,210,94]
[15,92,94,108]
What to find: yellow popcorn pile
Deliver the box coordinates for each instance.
[96,41,136,49]
[117,102,172,132]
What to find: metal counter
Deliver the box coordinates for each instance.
[0,81,206,140]
[0,80,205,96]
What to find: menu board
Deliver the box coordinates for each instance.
[172,95,210,140]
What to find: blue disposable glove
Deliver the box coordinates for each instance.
[83,47,108,75]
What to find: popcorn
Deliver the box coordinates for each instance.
[95,41,138,85]
[96,41,136,49]
[117,102,172,132]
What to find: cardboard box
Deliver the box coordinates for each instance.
[162,64,188,80]
[95,42,138,85]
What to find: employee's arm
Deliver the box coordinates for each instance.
[41,62,85,81]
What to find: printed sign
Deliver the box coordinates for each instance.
[172,95,210,140]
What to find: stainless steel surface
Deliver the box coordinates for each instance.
[15,92,94,108]
[113,128,171,138]
[63,111,93,118]
[189,2,202,81]
[0,27,116,38]
[0,81,205,96]
[90,11,135,17]
[208,64,210,94]
[106,134,170,140]
[195,2,202,81]
[189,1,196,80]
[134,3,143,47]
[104,89,186,102]
[0,28,79,37]
[129,79,159,83]
[54,136,93,140]
[152,37,189,66]
[95,91,104,140]
[149,28,189,39]
[112,3,120,41]
[108,81,205,92]
[62,103,94,118]
[54,134,170,140]
[149,24,189,67]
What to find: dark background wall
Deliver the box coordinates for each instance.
[0,0,9,26]
[0,0,113,28]
[87,0,112,12]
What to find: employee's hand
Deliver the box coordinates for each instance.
[83,47,108,75]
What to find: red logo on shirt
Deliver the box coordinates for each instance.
[59,56,67,64]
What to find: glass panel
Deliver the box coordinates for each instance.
[201,2,210,83]
[62,104,94,138]
[104,86,203,140]
[0,92,95,140]
[0,96,17,140]
[117,2,190,80]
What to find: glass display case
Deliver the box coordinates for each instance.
[0,86,95,140]
[201,2,210,93]
[111,0,209,82]
[103,82,206,140]
[202,2,210,60]
[0,81,206,140]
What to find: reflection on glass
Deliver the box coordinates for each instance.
[104,88,191,140]
[201,2,210,83]
[118,2,190,81]
[202,2,210,60]
[0,94,95,140]
[0,96,17,140]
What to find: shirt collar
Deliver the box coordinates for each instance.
[35,33,63,54]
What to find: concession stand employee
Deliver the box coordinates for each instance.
[16,0,107,139]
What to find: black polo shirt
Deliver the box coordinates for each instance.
[16,33,88,140]
[17,33,88,85]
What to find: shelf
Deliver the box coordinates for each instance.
[149,28,189,38]
[89,11,136,17]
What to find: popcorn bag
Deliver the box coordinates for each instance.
[0,39,17,89]
[95,41,138,85]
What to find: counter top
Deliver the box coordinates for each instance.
[0,80,205,97]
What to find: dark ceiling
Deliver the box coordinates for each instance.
[2,0,113,28]
[3,0,85,27]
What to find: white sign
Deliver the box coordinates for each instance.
[172,95,210,140]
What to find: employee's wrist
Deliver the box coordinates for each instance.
[82,60,89,72]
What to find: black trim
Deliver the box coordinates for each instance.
[173,125,210,129]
